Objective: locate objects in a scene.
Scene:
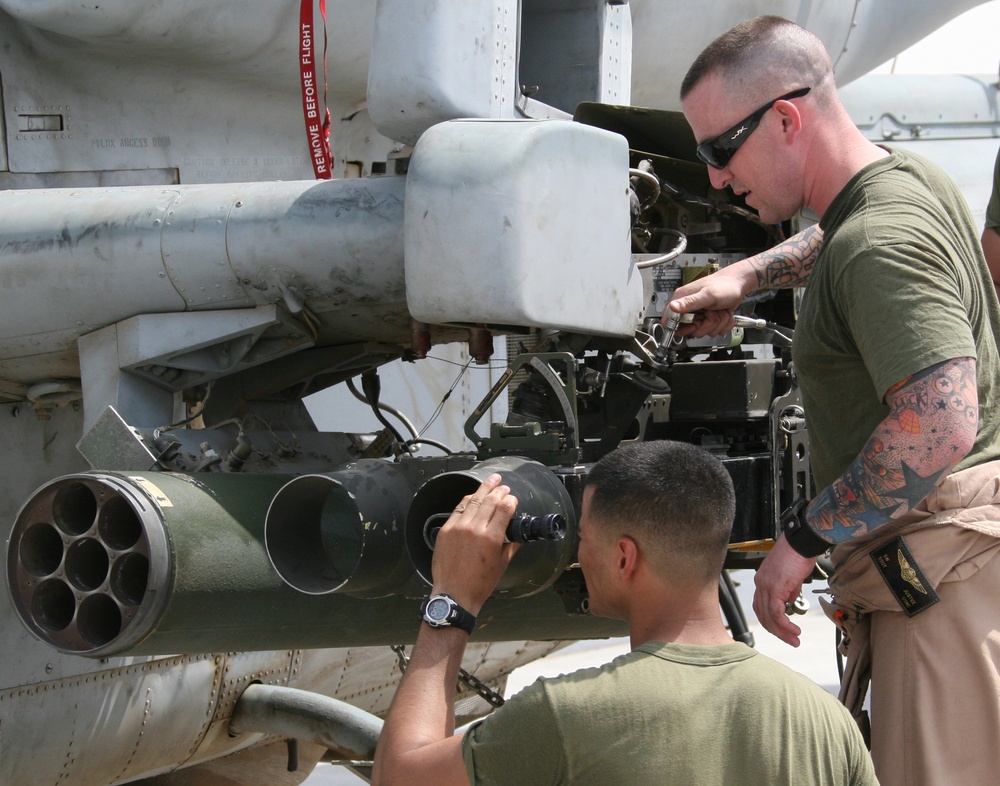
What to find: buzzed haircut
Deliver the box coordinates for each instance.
[680,15,834,108]
[584,441,735,579]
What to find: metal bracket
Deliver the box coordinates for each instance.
[769,361,811,540]
[115,305,315,392]
[464,352,580,464]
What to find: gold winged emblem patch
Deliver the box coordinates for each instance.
[872,536,939,616]
[898,548,928,595]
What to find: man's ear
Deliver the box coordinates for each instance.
[616,535,641,580]
[776,100,803,142]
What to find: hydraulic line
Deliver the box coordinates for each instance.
[230,684,383,760]
[719,571,754,647]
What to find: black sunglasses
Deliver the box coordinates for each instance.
[695,87,811,169]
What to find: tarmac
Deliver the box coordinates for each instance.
[302,569,842,785]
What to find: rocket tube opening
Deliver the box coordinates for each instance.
[110,552,149,606]
[77,593,122,647]
[319,489,365,585]
[19,523,64,577]
[265,462,416,598]
[408,474,476,578]
[30,579,75,632]
[98,495,143,550]
[52,481,98,536]
[405,457,577,598]
[265,475,362,594]
[64,537,109,592]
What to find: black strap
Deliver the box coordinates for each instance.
[783,509,831,558]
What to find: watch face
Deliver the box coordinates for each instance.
[426,597,451,623]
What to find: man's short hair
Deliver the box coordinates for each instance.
[680,15,834,108]
[584,441,735,580]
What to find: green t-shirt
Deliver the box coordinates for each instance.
[987,149,1000,229]
[793,149,1000,490]
[462,641,875,786]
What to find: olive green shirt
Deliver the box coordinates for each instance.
[793,149,1000,490]
[987,149,1000,229]
[462,641,875,786]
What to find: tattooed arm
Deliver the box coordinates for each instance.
[753,357,978,646]
[806,357,979,542]
[745,223,825,290]
[668,224,824,337]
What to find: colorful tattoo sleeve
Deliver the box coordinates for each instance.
[806,357,979,543]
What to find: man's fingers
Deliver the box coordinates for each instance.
[665,290,736,338]
[472,484,510,529]
[696,311,734,337]
[467,473,502,506]
[492,493,518,530]
[752,590,802,647]
[768,614,802,647]
[451,474,503,517]
[495,496,521,560]
[669,288,715,313]
[446,475,518,543]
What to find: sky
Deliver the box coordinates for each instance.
[870,0,1000,75]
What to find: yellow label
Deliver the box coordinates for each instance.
[129,476,174,508]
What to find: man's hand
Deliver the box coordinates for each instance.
[667,265,753,338]
[667,225,825,338]
[430,473,520,615]
[752,535,818,647]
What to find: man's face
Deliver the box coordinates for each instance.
[682,73,801,225]
[577,487,619,619]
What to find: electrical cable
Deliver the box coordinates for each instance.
[358,371,408,450]
[628,167,661,213]
[635,229,688,269]
[719,570,755,647]
[347,376,419,441]
[158,382,214,432]
[417,356,473,437]
[403,437,454,455]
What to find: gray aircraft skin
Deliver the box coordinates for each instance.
[0,2,997,784]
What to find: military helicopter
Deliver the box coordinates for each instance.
[1,1,997,784]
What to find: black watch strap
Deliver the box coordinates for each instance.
[783,509,831,558]
[420,594,477,634]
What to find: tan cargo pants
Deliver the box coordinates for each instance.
[824,460,1000,786]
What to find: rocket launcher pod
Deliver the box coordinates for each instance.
[7,467,619,656]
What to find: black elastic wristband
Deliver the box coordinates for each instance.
[782,511,831,558]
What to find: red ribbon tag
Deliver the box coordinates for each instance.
[300,0,333,179]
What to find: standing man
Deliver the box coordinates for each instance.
[982,147,1000,293]
[670,16,1000,786]
[372,441,876,786]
